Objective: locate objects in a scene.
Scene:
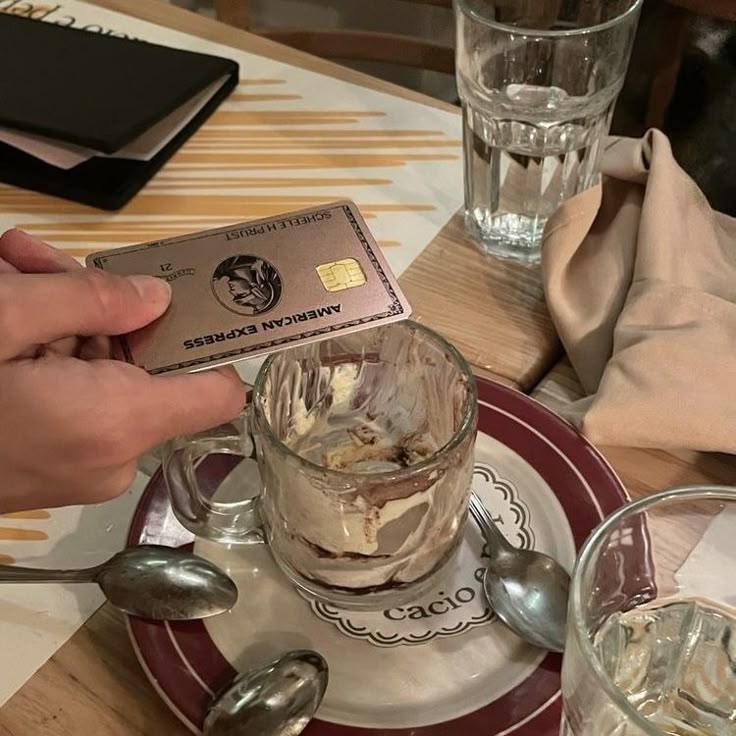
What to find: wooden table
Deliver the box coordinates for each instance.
[0,1,732,734]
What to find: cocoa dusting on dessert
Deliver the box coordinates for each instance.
[347,426,378,446]
[309,534,464,595]
[301,536,391,561]
[356,469,446,508]
[350,387,372,411]
[320,426,436,472]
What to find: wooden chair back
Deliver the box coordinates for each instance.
[213,0,455,75]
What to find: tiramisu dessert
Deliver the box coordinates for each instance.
[254,322,477,605]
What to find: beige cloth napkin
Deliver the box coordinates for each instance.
[542,129,736,452]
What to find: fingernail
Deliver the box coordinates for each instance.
[17,229,44,244]
[128,275,171,303]
[2,228,41,246]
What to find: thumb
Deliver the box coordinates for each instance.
[0,269,171,360]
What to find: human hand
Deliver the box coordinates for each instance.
[0,229,246,512]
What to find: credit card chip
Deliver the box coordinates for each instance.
[316,258,366,292]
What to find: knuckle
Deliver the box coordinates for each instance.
[80,269,125,318]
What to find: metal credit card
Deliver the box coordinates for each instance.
[85,201,412,375]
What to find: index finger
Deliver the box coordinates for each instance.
[0,229,81,274]
[114,364,248,453]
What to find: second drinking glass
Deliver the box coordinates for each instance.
[455,0,642,262]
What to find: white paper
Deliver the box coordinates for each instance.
[0,126,93,170]
[0,472,148,706]
[675,506,736,607]
[108,75,230,160]
[0,75,230,169]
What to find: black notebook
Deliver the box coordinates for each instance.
[0,14,239,210]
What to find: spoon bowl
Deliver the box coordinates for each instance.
[469,493,570,652]
[204,650,329,736]
[96,546,239,620]
[481,546,570,653]
[0,544,238,621]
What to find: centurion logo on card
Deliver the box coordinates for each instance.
[85,201,412,375]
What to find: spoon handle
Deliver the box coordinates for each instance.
[0,564,99,583]
[469,493,515,556]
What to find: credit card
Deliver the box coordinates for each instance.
[85,201,412,375]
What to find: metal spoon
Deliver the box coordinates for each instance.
[0,544,238,620]
[469,492,570,652]
[204,650,329,736]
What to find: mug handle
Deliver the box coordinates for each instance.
[161,407,264,544]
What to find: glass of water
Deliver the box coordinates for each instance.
[455,0,642,262]
[562,485,736,736]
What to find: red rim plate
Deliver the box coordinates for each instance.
[127,377,629,735]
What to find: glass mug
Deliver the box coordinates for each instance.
[163,321,478,609]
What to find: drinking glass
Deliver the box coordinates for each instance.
[455,0,643,262]
[562,485,736,735]
[163,321,478,609]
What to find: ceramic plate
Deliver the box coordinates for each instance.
[126,377,628,735]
